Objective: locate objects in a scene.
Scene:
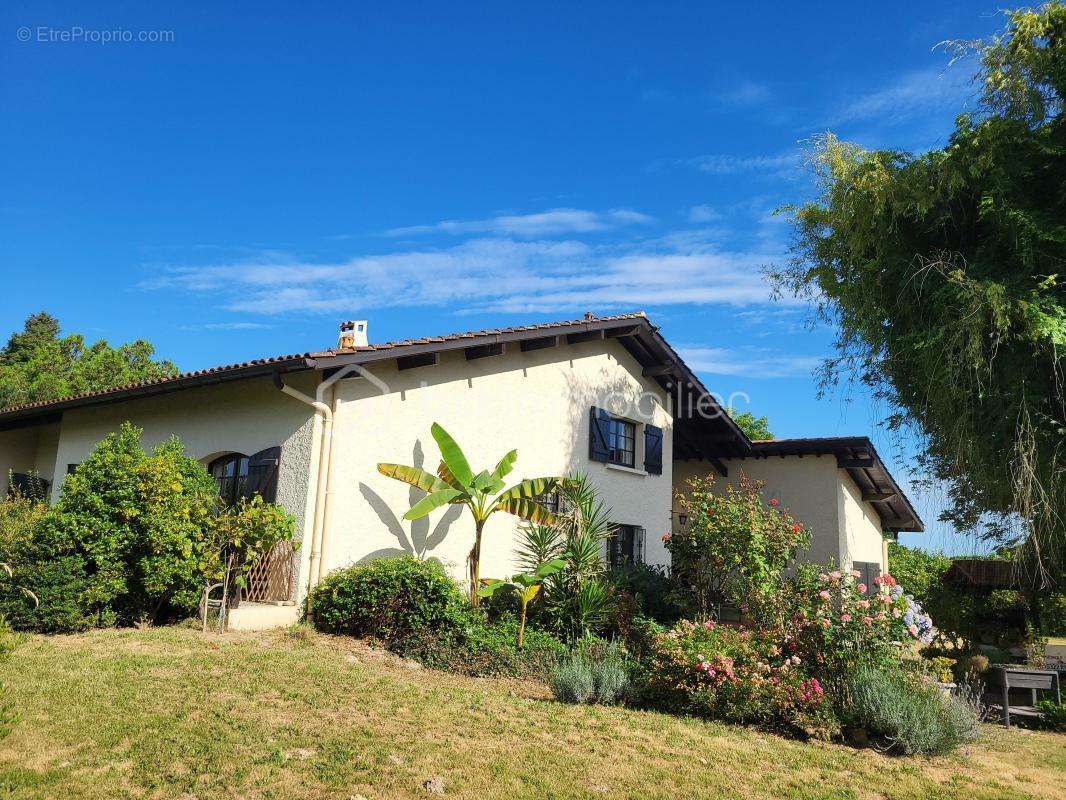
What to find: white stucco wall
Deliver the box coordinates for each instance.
[838,469,888,570]
[673,454,887,572]
[317,337,674,594]
[42,375,318,568]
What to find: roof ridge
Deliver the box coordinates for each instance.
[0,312,648,416]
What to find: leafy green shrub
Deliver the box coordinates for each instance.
[549,639,631,705]
[1035,700,1066,731]
[2,424,299,631]
[33,424,219,625]
[399,611,566,679]
[310,556,466,644]
[665,474,810,620]
[847,666,979,755]
[0,494,89,632]
[609,564,685,626]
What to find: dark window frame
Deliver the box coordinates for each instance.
[606,416,637,468]
[209,452,251,506]
[608,524,645,569]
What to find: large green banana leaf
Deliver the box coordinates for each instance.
[404,488,464,520]
[377,463,453,494]
[430,423,474,486]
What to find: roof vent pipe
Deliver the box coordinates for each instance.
[339,320,368,349]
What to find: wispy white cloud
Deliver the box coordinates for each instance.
[678,346,824,378]
[715,80,772,107]
[384,208,654,238]
[686,153,801,175]
[146,226,794,317]
[828,67,974,126]
[687,204,722,223]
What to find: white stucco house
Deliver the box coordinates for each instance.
[0,312,922,629]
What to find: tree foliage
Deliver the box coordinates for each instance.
[727,408,774,441]
[0,312,177,410]
[774,4,1066,579]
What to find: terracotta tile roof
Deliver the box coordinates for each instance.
[0,353,314,420]
[319,312,648,355]
[0,313,648,423]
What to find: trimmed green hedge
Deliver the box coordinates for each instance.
[309,556,466,644]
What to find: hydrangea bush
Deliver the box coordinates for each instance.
[789,569,936,683]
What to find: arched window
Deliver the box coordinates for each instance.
[209,453,250,506]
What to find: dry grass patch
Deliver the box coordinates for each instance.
[0,626,1062,800]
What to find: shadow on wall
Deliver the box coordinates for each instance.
[352,344,659,567]
[358,439,462,564]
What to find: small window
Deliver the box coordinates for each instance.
[66,463,79,475]
[209,453,250,506]
[608,524,644,569]
[536,490,561,514]
[606,417,636,467]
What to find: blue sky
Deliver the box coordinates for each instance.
[2,1,1008,553]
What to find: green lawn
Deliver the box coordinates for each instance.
[1,626,1063,800]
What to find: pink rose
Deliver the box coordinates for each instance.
[850,569,861,578]
[829,570,842,580]
[861,616,873,626]
[769,497,779,507]
[856,599,869,609]
[840,613,852,623]
[821,618,831,628]
[908,624,919,637]
[818,590,831,601]
[857,583,867,594]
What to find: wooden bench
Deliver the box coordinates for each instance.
[986,666,1061,728]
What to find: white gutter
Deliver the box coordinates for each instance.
[273,373,337,601]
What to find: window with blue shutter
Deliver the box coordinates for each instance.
[644,425,663,474]
[589,406,611,462]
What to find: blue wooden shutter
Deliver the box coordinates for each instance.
[244,446,282,503]
[644,425,663,474]
[589,407,611,463]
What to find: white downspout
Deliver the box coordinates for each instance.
[273,373,335,601]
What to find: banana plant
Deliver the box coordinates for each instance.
[377,423,562,605]
[478,558,566,647]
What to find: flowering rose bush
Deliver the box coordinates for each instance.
[636,619,828,725]
[789,568,937,685]
[666,474,811,621]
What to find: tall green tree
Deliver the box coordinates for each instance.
[726,407,773,441]
[0,312,177,409]
[774,4,1066,580]
[377,423,561,605]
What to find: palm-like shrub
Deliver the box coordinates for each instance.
[516,474,618,640]
[377,423,561,605]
